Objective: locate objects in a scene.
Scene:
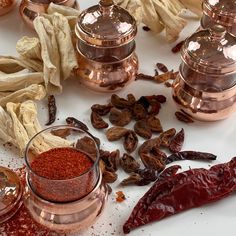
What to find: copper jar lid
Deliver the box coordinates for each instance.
[0,166,23,224]
[182,24,236,75]
[75,0,137,47]
[203,0,236,27]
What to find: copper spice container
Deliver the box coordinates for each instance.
[0,0,16,16]
[172,25,236,121]
[19,0,78,29]
[75,0,139,92]
[0,125,108,234]
[201,0,236,36]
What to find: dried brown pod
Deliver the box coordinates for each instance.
[101,149,120,172]
[170,71,179,80]
[159,128,176,147]
[136,168,157,182]
[91,111,109,129]
[145,95,166,104]
[123,131,138,153]
[103,170,118,183]
[76,136,97,161]
[138,137,161,155]
[109,108,132,126]
[169,128,185,153]
[120,153,140,173]
[91,103,113,116]
[171,40,184,53]
[156,63,169,73]
[120,173,142,186]
[66,117,89,131]
[140,152,166,171]
[147,116,163,133]
[51,128,71,139]
[106,126,128,141]
[107,184,112,194]
[111,94,135,109]
[175,111,194,123]
[134,119,152,139]
[132,103,147,120]
[46,95,57,126]
[148,101,161,116]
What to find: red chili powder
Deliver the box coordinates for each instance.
[31,147,93,179]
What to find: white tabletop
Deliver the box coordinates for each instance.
[1,1,236,236]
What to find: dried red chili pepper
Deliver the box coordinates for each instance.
[156,62,169,73]
[66,117,88,131]
[158,165,181,180]
[166,151,217,164]
[45,95,57,126]
[169,128,184,153]
[171,40,184,53]
[123,157,236,234]
[159,128,176,147]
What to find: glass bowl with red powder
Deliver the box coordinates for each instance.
[24,125,108,233]
[25,125,100,203]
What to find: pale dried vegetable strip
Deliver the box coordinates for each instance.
[6,103,29,155]
[19,100,71,154]
[0,106,16,146]
[0,71,44,92]
[51,13,78,80]
[34,16,61,94]
[0,84,46,107]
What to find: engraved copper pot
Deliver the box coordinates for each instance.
[172,25,236,121]
[0,0,16,16]
[75,0,139,92]
[19,0,78,29]
[201,0,236,36]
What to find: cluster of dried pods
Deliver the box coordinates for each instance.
[89,94,215,187]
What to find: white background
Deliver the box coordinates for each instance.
[1,0,236,235]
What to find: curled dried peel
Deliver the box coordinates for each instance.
[19,100,71,154]
[0,71,44,92]
[0,84,46,107]
[34,16,61,95]
[6,103,29,155]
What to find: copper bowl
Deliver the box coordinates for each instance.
[75,43,139,92]
[172,73,236,121]
[19,0,78,29]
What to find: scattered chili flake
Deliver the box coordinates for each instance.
[142,26,151,31]
[171,40,184,53]
[116,191,126,203]
[156,63,169,73]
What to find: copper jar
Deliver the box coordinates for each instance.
[75,0,139,92]
[172,25,236,121]
[201,0,236,36]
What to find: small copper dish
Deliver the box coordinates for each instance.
[0,0,16,16]
[75,0,139,92]
[172,25,236,121]
[19,0,78,29]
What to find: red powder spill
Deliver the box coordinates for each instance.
[116,191,126,203]
[0,167,58,236]
[31,147,93,180]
